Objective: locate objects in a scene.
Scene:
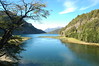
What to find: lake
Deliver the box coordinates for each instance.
[18,34,99,66]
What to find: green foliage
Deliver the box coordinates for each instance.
[60,9,99,43]
[11,35,21,39]
[8,35,22,45]
[0,15,24,30]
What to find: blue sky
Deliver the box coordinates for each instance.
[26,0,99,30]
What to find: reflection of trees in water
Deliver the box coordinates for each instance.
[62,42,99,65]
[0,43,25,66]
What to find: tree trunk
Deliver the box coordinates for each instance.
[0,29,13,49]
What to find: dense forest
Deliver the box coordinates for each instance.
[60,9,99,43]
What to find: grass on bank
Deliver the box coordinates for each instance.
[9,37,31,42]
[0,37,30,45]
[0,35,31,46]
[39,36,99,46]
[8,37,31,45]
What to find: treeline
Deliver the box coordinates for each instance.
[60,9,99,43]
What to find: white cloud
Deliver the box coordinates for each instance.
[59,1,77,14]
[80,7,89,10]
[80,0,99,10]
[59,8,76,14]
[59,0,99,14]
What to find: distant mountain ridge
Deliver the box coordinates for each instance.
[60,9,99,43]
[45,27,62,32]
[47,28,62,34]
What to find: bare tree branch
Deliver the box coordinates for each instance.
[0,26,6,31]
[0,0,13,20]
[0,0,49,52]
[0,52,6,57]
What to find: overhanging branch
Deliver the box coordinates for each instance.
[0,0,13,20]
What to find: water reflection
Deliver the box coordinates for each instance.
[63,43,99,66]
[3,34,99,66]
[19,34,99,66]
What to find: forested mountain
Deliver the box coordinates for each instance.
[60,9,99,43]
[0,21,45,34]
[0,11,45,34]
[13,21,45,34]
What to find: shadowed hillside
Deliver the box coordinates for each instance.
[0,11,45,34]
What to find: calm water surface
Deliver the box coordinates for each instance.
[19,34,99,66]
